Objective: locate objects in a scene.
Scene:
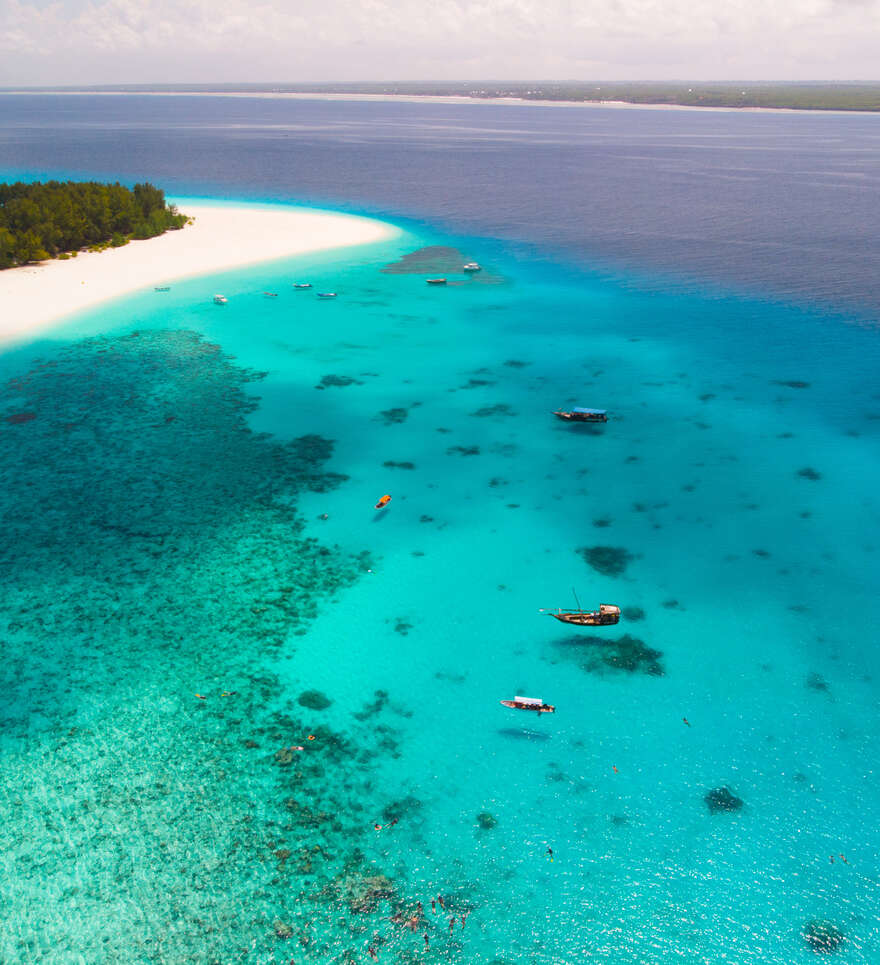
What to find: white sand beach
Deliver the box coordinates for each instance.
[0,202,395,345]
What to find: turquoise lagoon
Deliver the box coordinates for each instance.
[1,205,880,964]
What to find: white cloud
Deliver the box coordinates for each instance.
[1,0,879,84]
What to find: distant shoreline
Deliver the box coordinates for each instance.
[0,201,396,346]
[3,87,879,114]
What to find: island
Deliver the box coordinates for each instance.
[33,82,880,112]
[0,180,188,269]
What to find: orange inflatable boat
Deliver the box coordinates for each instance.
[374,494,392,510]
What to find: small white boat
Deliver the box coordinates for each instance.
[463,262,481,272]
[154,286,171,292]
[293,283,312,289]
[213,294,228,305]
[263,292,278,297]
[316,292,337,299]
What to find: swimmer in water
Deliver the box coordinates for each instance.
[546,846,554,861]
[437,895,445,911]
[449,917,455,932]
[374,823,382,831]
[431,899,436,913]
[461,911,469,929]
[424,934,429,950]
[683,717,691,727]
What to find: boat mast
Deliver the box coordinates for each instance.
[572,587,584,613]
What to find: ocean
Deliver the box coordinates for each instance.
[0,94,879,964]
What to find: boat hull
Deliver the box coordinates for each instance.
[550,612,619,626]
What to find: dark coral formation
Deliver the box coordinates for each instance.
[798,467,822,480]
[470,403,516,418]
[775,380,811,389]
[316,373,364,389]
[383,460,416,470]
[447,445,480,456]
[381,245,468,274]
[806,672,830,693]
[378,406,409,424]
[476,812,498,830]
[298,689,332,710]
[803,919,844,953]
[578,545,635,577]
[622,606,645,621]
[705,786,744,813]
[554,634,664,676]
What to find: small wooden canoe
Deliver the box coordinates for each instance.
[426,278,447,285]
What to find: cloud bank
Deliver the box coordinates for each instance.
[1,0,879,85]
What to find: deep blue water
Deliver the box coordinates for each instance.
[1,93,879,315]
[1,95,880,965]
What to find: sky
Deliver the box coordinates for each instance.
[1,0,879,86]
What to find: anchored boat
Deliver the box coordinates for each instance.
[554,407,607,423]
[213,294,228,305]
[316,292,337,299]
[547,603,621,627]
[463,262,481,272]
[501,696,555,714]
[293,283,313,289]
[426,278,447,285]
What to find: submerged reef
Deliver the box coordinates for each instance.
[0,330,445,963]
[803,920,844,953]
[704,786,744,813]
[553,633,664,676]
[298,689,333,710]
[578,545,635,577]
[798,467,822,481]
[476,812,498,831]
[382,245,468,274]
[470,403,516,418]
[316,373,364,389]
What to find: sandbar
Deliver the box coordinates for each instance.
[0,201,396,345]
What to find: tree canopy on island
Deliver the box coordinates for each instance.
[0,180,188,269]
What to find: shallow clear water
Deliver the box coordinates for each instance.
[1,97,880,964]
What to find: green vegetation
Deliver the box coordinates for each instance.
[0,181,187,269]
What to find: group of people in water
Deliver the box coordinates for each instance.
[364,899,469,959]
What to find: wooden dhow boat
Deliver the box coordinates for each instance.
[546,603,620,627]
[500,696,555,714]
[554,406,607,423]
[426,277,447,285]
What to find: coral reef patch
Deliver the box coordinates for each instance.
[0,330,433,962]
[553,633,664,676]
[704,786,744,813]
[578,545,635,577]
[802,919,844,953]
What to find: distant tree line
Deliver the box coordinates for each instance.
[0,181,188,269]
